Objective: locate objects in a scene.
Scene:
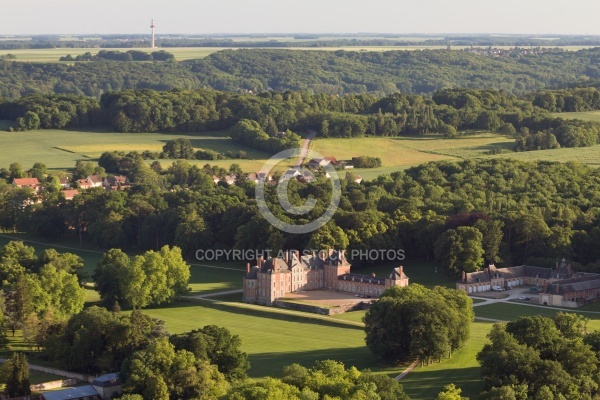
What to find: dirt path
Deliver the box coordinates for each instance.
[294,130,316,168]
[394,358,420,381]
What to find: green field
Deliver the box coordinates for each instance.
[0,47,227,62]
[552,110,600,122]
[141,300,401,378]
[312,133,600,179]
[0,125,273,173]
[310,133,515,179]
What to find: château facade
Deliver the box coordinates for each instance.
[243,250,409,305]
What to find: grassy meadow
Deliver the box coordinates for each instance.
[311,133,515,179]
[7,125,600,180]
[552,110,600,122]
[0,125,273,173]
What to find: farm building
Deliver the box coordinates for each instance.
[457,260,574,294]
[41,385,101,400]
[243,250,408,305]
[458,259,600,308]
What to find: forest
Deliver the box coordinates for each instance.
[3,157,600,275]
[3,87,600,152]
[3,48,600,98]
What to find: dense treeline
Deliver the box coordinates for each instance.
[478,313,600,399]
[5,158,600,275]
[4,48,600,98]
[0,60,199,99]
[3,87,600,153]
[60,50,175,62]
[532,86,600,112]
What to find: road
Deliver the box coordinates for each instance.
[294,130,316,168]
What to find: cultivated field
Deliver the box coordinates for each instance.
[1,45,598,63]
[0,47,227,62]
[0,125,273,173]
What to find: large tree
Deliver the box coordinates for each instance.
[93,246,190,309]
[364,284,473,364]
[435,226,484,276]
[170,325,249,381]
[3,352,31,398]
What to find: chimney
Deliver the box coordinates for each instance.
[258,257,263,269]
[296,250,300,260]
[372,273,376,277]
[246,263,250,274]
[484,267,489,274]
[399,266,403,276]
[462,271,466,282]
[285,251,289,264]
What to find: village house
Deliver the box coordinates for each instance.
[12,177,41,193]
[86,175,103,188]
[103,175,129,191]
[59,176,70,188]
[247,172,273,184]
[77,179,93,190]
[282,168,302,180]
[61,189,79,201]
[308,158,331,168]
[243,250,409,305]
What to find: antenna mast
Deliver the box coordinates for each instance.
[150,19,156,48]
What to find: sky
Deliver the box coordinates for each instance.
[2,0,600,36]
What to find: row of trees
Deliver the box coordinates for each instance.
[60,50,175,62]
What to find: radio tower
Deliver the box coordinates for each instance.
[150,19,156,48]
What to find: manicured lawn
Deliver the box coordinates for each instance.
[401,321,492,399]
[140,300,400,378]
[0,125,272,172]
[188,263,245,295]
[331,310,366,323]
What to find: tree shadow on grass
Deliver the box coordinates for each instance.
[147,300,366,332]
[401,366,483,399]
[245,346,401,379]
